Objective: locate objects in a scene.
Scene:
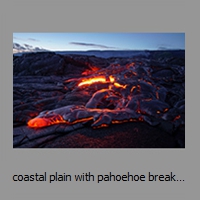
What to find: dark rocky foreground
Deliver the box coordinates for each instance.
[13,51,185,148]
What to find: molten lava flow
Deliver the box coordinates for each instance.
[28,118,50,128]
[163,108,169,113]
[64,78,79,83]
[131,86,136,92]
[70,117,93,124]
[109,75,115,83]
[27,116,94,128]
[146,81,153,86]
[112,119,129,124]
[156,91,159,99]
[89,66,100,71]
[77,75,126,90]
[81,66,100,76]
[93,123,109,129]
[126,62,135,68]
[173,115,181,121]
[28,115,66,128]
[113,82,127,89]
[78,75,116,87]
[78,76,107,87]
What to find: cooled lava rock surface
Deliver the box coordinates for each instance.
[13,51,185,148]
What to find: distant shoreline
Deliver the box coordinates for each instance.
[13,49,185,58]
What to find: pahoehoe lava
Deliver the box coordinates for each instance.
[13,51,185,148]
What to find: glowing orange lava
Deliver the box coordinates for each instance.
[173,115,181,121]
[27,115,94,128]
[114,82,127,89]
[93,123,109,129]
[163,108,169,113]
[81,66,100,76]
[77,75,127,89]
[156,91,159,99]
[131,86,136,92]
[126,62,135,68]
[78,75,116,87]
[78,76,108,87]
[109,75,115,83]
[70,117,93,124]
[28,115,66,128]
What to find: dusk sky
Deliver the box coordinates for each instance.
[13,33,185,53]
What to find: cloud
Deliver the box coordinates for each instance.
[70,42,117,49]
[33,46,49,52]
[24,43,33,49]
[28,38,40,42]
[13,42,49,53]
[13,37,27,41]
[13,36,39,42]
[13,43,26,50]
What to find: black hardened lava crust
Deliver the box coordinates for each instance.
[13,51,185,148]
